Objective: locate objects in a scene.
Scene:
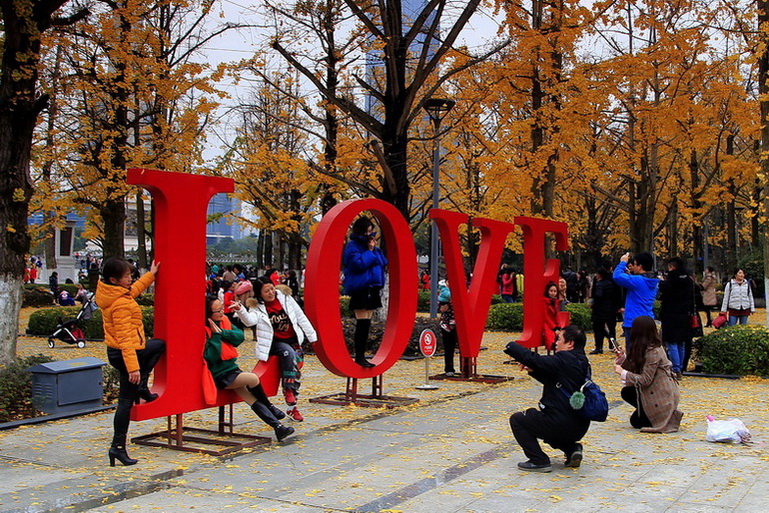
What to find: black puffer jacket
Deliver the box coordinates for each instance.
[659,268,696,342]
[592,277,620,320]
[504,341,591,428]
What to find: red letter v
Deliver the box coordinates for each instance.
[430,210,514,358]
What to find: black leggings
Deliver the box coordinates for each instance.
[441,328,457,374]
[621,385,651,429]
[107,338,165,445]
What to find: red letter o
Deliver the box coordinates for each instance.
[305,199,417,378]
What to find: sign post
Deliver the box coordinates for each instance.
[416,329,439,390]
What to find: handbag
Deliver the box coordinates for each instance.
[711,284,730,330]
[690,314,704,338]
[711,313,728,329]
[690,278,704,338]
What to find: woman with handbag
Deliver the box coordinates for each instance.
[613,316,683,433]
[720,269,755,326]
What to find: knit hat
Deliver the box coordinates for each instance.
[235,280,253,295]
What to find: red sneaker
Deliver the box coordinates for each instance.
[284,389,296,405]
[287,407,304,422]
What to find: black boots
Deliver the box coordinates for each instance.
[248,384,286,420]
[354,318,374,367]
[135,372,158,404]
[250,401,295,442]
[109,436,137,466]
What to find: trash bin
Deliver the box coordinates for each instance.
[28,357,106,415]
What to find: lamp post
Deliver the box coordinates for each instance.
[423,98,455,319]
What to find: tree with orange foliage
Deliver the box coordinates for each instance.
[0,0,87,365]
[35,0,229,258]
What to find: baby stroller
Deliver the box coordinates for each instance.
[48,293,97,348]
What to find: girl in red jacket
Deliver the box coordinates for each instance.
[543,282,561,351]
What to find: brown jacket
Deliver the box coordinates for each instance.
[701,272,717,307]
[95,272,155,372]
[624,346,683,433]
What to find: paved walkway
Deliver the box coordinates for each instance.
[2,331,769,512]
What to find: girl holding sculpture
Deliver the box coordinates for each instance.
[97,258,165,467]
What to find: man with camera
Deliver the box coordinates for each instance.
[504,325,591,472]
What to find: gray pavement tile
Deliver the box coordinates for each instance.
[664,504,734,513]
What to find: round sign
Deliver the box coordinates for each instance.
[419,329,437,357]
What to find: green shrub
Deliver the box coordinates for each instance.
[693,324,769,376]
[22,287,55,307]
[27,306,154,338]
[486,302,592,333]
[58,283,81,296]
[338,317,442,357]
[0,354,54,422]
[565,303,592,333]
[415,291,502,313]
[486,303,523,331]
[340,296,350,316]
[102,365,121,404]
[136,293,154,306]
[27,306,81,335]
[417,290,430,312]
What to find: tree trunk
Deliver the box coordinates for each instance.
[100,199,126,259]
[759,0,769,321]
[690,150,704,274]
[136,191,148,269]
[0,2,46,365]
[44,225,57,270]
[321,0,339,216]
[381,129,410,219]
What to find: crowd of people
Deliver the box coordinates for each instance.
[501,250,760,472]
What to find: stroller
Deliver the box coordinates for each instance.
[48,292,97,349]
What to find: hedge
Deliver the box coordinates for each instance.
[22,283,94,308]
[22,287,56,308]
[416,290,502,313]
[0,354,54,422]
[27,306,154,339]
[486,302,593,333]
[693,324,769,376]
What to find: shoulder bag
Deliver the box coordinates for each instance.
[690,277,704,338]
[557,365,609,422]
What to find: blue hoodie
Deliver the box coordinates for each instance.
[613,260,659,328]
[342,235,388,294]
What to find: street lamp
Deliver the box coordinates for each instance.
[423,98,455,319]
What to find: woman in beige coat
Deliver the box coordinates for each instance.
[700,267,718,326]
[613,316,683,433]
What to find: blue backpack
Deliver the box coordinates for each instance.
[558,365,609,422]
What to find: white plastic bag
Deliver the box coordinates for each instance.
[705,417,751,443]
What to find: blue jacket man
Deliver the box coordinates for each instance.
[613,251,659,350]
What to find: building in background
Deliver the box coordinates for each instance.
[206,193,244,244]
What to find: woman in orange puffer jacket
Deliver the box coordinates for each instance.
[96,258,164,467]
